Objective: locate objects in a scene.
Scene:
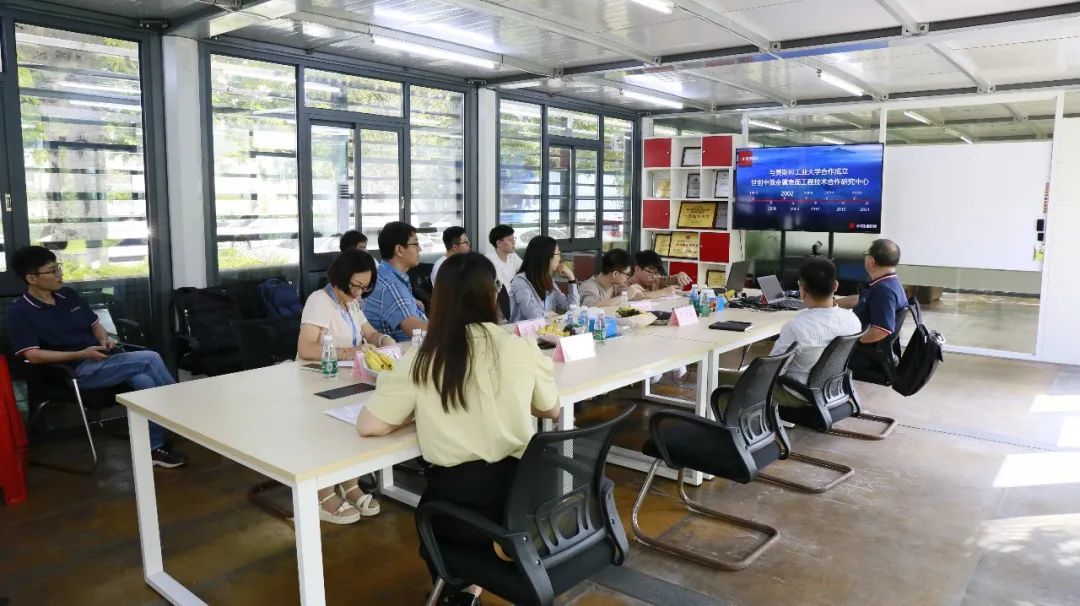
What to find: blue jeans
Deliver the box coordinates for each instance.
[75,350,175,449]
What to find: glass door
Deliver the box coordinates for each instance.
[0,88,12,283]
[304,120,403,274]
[545,143,600,251]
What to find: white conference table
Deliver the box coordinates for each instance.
[116,309,793,606]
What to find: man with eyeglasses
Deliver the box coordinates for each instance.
[363,221,429,342]
[627,250,693,298]
[429,226,471,287]
[5,246,188,468]
[579,248,638,307]
[835,238,907,372]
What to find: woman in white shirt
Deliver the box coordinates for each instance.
[508,235,579,322]
[357,252,559,606]
[297,248,394,524]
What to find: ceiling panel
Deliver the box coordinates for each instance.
[605,16,751,57]
[887,0,1072,23]
[815,45,971,93]
[693,60,845,103]
[958,37,1080,86]
[230,18,360,51]
[29,0,200,19]
[720,0,896,41]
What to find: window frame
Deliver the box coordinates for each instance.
[496,92,640,254]
[201,41,477,291]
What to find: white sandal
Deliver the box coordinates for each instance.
[319,492,361,525]
[339,484,381,517]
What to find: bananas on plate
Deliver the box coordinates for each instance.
[537,320,570,337]
[363,349,395,372]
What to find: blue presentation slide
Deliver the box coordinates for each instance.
[733,143,883,233]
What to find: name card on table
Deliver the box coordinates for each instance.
[514,318,546,337]
[553,332,597,363]
[353,344,403,383]
[670,305,699,327]
[628,300,654,312]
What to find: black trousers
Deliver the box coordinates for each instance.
[417,457,519,588]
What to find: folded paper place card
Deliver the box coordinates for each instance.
[628,300,654,311]
[553,332,597,363]
[515,318,546,337]
[670,305,699,327]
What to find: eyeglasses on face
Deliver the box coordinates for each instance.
[612,268,630,278]
[349,280,373,294]
[33,264,63,276]
[455,239,470,247]
[642,267,661,276]
[405,241,422,250]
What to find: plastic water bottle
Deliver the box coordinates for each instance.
[578,308,588,330]
[412,329,424,348]
[618,291,629,308]
[689,284,700,307]
[593,310,606,341]
[320,332,338,379]
[568,304,580,328]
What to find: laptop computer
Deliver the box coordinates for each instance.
[725,261,749,293]
[757,274,806,310]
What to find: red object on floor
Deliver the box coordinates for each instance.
[0,356,28,505]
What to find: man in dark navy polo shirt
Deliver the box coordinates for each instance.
[6,246,187,468]
[836,238,909,374]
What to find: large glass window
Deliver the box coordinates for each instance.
[17,25,147,282]
[410,86,464,256]
[209,55,299,280]
[603,118,633,250]
[304,68,402,117]
[498,100,542,245]
[548,107,599,139]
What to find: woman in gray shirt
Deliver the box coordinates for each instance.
[509,235,580,322]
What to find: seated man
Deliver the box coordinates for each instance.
[628,250,692,299]
[579,248,637,307]
[836,238,908,375]
[339,230,368,252]
[6,246,187,468]
[484,224,522,295]
[363,221,428,342]
[768,258,862,407]
[430,226,470,286]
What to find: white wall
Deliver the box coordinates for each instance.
[883,141,1050,272]
[1037,116,1080,365]
[163,36,207,288]
[476,89,498,254]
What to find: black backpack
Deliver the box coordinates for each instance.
[171,287,241,354]
[891,300,944,396]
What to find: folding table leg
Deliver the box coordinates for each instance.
[292,479,326,606]
[130,412,164,578]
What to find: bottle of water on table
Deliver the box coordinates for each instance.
[593,309,606,341]
[321,332,338,379]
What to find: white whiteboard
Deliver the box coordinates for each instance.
[882,141,1050,272]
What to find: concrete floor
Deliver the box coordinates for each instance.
[915,292,1040,354]
[3,352,1080,605]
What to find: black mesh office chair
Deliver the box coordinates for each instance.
[419,405,635,606]
[632,346,795,571]
[18,356,130,474]
[779,329,897,441]
[496,286,511,323]
[409,262,434,311]
[850,305,910,386]
[171,287,244,377]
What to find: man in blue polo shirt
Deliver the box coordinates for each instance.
[837,238,908,374]
[363,221,428,342]
[6,246,187,468]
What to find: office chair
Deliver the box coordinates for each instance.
[850,305,910,387]
[632,346,795,570]
[778,329,897,442]
[420,405,635,606]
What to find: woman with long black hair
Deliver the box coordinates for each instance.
[508,235,579,322]
[357,252,559,606]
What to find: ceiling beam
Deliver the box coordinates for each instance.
[792,56,887,101]
[928,42,993,93]
[437,0,659,65]
[871,0,927,36]
[581,77,713,111]
[288,9,556,77]
[676,67,796,106]
[167,0,296,37]
[1003,103,1028,121]
[671,1,773,51]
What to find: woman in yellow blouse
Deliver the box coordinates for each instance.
[357,252,559,606]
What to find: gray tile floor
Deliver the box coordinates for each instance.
[910,292,1041,354]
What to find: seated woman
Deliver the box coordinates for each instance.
[297,248,394,524]
[508,235,579,322]
[579,248,639,307]
[357,252,560,606]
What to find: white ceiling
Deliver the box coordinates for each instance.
[31,0,1080,127]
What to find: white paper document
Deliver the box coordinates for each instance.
[323,403,365,425]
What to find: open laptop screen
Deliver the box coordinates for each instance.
[756,274,786,303]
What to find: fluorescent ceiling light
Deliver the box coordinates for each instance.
[817,70,865,97]
[958,134,973,144]
[630,0,674,14]
[625,74,684,95]
[372,36,497,69]
[820,136,845,144]
[500,80,543,90]
[748,118,784,132]
[374,8,495,46]
[904,110,933,125]
[621,89,683,109]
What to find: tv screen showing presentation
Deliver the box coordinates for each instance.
[733,143,884,233]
